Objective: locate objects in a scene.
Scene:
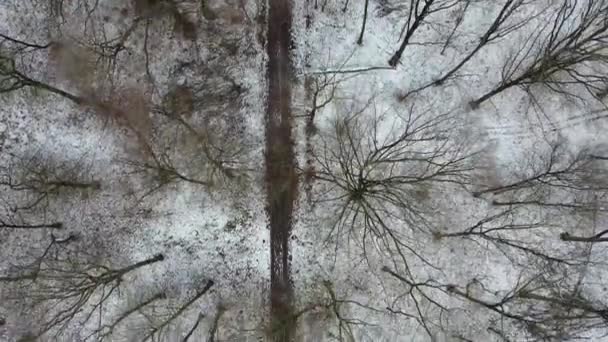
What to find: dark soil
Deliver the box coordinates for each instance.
[265,0,297,340]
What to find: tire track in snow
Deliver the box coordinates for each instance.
[265,0,297,340]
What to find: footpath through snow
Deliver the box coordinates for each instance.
[265,0,297,340]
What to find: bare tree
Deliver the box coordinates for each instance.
[139,280,215,342]
[380,137,608,339]
[439,0,472,55]
[0,152,100,213]
[382,266,452,339]
[435,207,583,266]
[388,0,461,66]
[82,279,216,342]
[472,141,608,210]
[302,73,341,204]
[117,23,253,201]
[311,99,472,268]
[0,29,251,203]
[434,140,608,264]
[0,2,255,341]
[357,0,370,45]
[0,152,100,231]
[122,96,251,202]
[403,0,536,98]
[0,233,164,340]
[0,38,82,103]
[0,34,151,141]
[86,291,167,341]
[435,0,533,84]
[448,271,608,340]
[471,0,608,108]
[269,280,382,341]
[383,258,608,341]
[560,229,608,242]
[303,72,341,131]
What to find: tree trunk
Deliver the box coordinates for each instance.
[388,1,434,67]
[0,222,63,229]
[357,0,369,45]
[434,44,484,85]
[17,71,84,105]
[470,81,516,108]
[116,253,164,276]
[561,230,608,243]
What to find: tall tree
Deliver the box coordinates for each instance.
[471,0,608,108]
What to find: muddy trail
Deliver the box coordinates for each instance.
[264,0,297,340]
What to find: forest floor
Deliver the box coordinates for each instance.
[265,0,297,340]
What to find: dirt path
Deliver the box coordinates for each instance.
[265,0,297,340]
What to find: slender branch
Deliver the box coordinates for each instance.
[141,280,215,342]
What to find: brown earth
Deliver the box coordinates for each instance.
[265,0,297,340]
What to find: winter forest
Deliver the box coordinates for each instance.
[1,0,608,341]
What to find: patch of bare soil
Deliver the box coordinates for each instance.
[264,0,297,340]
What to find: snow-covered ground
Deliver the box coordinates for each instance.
[289,0,608,341]
[0,0,271,340]
[0,0,608,341]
